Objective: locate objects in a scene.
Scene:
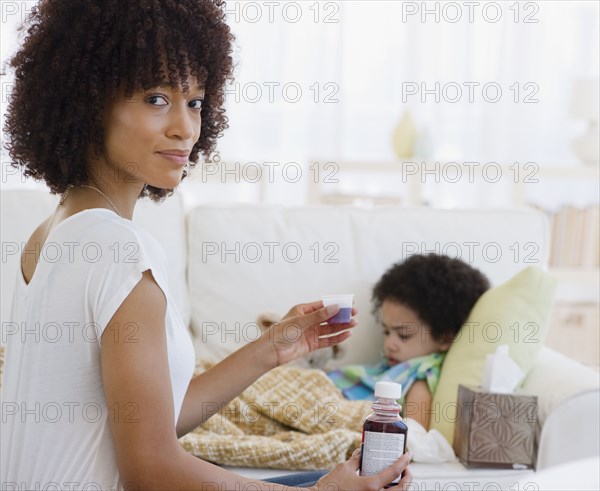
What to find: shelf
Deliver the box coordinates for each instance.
[534,166,600,179]
[550,267,600,304]
[309,161,600,208]
[549,267,600,283]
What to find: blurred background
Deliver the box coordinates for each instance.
[1,1,599,367]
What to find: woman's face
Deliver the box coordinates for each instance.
[94,76,205,190]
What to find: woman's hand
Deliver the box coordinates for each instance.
[261,300,357,368]
[309,449,413,491]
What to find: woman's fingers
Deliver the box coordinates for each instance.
[385,466,413,491]
[315,323,356,347]
[274,305,339,343]
[296,300,324,314]
[347,447,362,471]
[317,331,352,348]
[318,319,357,335]
[398,466,413,490]
[366,451,412,491]
[298,304,340,327]
[277,301,358,346]
[315,448,411,491]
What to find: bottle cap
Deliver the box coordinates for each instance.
[374,381,402,399]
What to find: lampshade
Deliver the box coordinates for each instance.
[570,78,600,121]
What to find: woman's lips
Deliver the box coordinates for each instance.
[157,152,188,165]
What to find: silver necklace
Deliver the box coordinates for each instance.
[59,185,122,217]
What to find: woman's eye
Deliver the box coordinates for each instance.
[147,95,168,106]
[189,99,204,110]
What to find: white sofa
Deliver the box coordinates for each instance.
[2,187,599,490]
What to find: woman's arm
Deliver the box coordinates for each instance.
[102,270,409,490]
[176,301,356,438]
[102,270,302,490]
[404,380,433,430]
[175,336,278,438]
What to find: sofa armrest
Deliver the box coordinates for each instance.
[521,346,600,468]
[521,347,599,424]
[537,390,600,469]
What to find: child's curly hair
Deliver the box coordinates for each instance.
[1,0,235,202]
[372,254,491,343]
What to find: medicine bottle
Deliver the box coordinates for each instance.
[359,381,407,485]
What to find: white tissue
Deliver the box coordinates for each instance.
[405,419,457,463]
[480,344,524,393]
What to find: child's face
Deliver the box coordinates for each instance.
[380,300,451,365]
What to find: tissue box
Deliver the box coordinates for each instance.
[453,385,538,469]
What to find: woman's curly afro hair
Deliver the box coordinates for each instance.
[1,0,235,202]
[372,254,491,343]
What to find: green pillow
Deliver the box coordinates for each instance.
[430,266,557,444]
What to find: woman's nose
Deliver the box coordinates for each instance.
[166,103,198,140]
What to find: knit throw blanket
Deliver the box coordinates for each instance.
[326,353,445,404]
[178,359,374,470]
[0,347,372,471]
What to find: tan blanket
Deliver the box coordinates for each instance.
[0,347,372,471]
[179,359,373,470]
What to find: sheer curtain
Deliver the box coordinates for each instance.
[218,0,599,160]
[2,1,598,205]
[208,0,599,205]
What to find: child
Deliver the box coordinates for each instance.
[327,253,490,430]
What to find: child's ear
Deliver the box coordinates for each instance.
[439,335,455,352]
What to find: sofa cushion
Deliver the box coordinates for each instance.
[430,266,557,444]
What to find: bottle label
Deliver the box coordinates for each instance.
[360,431,405,480]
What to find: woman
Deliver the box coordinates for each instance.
[0,1,412,489]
